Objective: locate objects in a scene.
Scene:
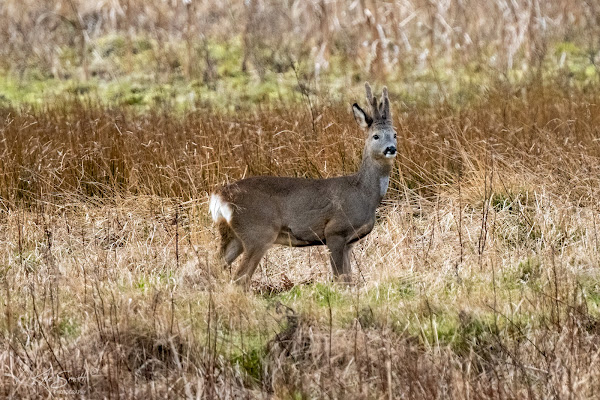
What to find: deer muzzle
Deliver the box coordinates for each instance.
[383,146,397,158]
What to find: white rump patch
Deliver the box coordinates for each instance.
[380,176,390,197]
[209,194,233,223]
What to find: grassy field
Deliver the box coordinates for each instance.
[2,0,600,398]
[1,83,600,398]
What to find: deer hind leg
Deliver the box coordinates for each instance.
[233,227,278,289]
[234,245,270,289]
[218,222,243,269]
[222,238,243,268]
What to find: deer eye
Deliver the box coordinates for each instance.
[372,134,380,140]
[394,133,397,138]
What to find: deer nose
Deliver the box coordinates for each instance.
[384,146,397,156]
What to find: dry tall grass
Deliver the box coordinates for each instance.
[1,80,600,398]
[2,81,599,204]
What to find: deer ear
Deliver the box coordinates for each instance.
[352,103,372,129]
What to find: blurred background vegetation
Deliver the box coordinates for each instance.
[1,0,599,109]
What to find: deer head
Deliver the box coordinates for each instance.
[352,82,397,166]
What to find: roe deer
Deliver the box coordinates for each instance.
[210,83,397,288]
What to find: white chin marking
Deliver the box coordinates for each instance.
[385,153,396,158]
[209,194,233,223]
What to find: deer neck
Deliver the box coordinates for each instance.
[356,154,393,203]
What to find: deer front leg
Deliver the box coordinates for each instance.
[342,244,353,283]
[326,235,352,284]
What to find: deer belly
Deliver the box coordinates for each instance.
[274,227,325,247]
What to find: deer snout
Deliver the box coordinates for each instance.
[383,146,397,157]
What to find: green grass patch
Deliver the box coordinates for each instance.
[367,278,416,304]
[275,282,349,309]
[578,274,600,310]
[229,338,267,384]
[501,257,543,289]
[54,317,81,339]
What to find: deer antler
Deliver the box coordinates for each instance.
[380,86,390,120]
[365,82,381,120]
